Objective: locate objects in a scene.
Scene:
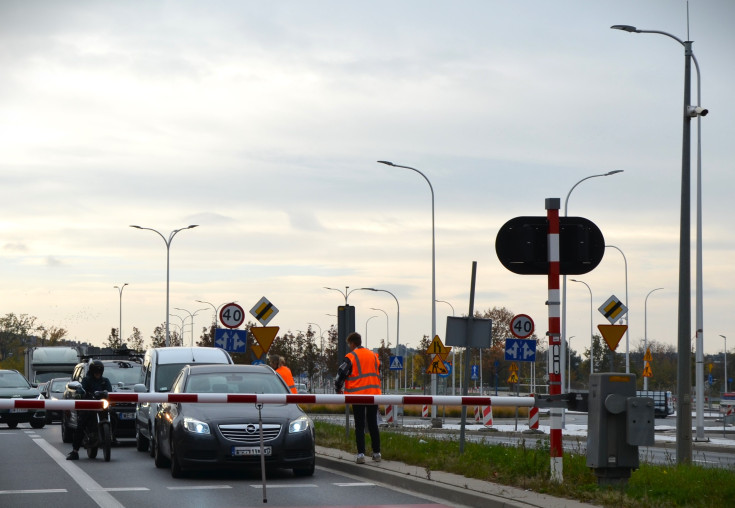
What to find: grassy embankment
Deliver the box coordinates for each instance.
[308,405,735,508]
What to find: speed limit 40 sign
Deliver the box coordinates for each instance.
[510,314,534,339]
[219,302,245,329]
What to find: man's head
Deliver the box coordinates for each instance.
[90,360,104,378]
[346,332,362,350]
[269,355,279,369]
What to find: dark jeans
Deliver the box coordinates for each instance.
[352,404,380,455]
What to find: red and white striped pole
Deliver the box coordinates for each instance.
[546,198,563,481]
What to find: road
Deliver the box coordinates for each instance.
[0,423,462,508]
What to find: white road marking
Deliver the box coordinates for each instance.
[334,482,376,487]
[0,489,68,495]
[167,485,233,490]
[32,437,125,508]
[248,484,318,488]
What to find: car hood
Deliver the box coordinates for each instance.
[0,387,41,399]
[177,402,305,423]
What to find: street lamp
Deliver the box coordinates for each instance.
[365,315,378,349]
[605,245,629,372]
[370,308,389,347]
[130,224,199,347]
[436,299,458,395]
[644,288,664,390]
[114,283,128,345]
[174,307,208,347]
[169,314,186,345]
[561,170,623,392]
[611,21,707,465]
[721,335,728,393]
[323,286,370,305]
[570,279,594,375]
[378,161,436,406]
[363,287,401,390]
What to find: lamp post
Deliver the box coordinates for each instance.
[130,224,199,347]
[436,299,458,395]
[365,315,378,350]
[370,308,389,347]
[174,307,208,347]
[644,288,664,390]
[721,335,728,393]
[611,22,706,465]
[363,287,400,390]
[169,314,186,346]
[561,171,623,394]
[324,286,370,305]
[570,279,594,375]
[114,283,128,345]
[378,161,436,410]
[605,245,629,372]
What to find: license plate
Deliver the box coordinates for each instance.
[10,409,27,413]
[232,446,272,457]
[118,412,135,420]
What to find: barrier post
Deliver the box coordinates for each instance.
[546,198,563,481]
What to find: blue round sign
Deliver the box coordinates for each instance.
[438,361,451,378]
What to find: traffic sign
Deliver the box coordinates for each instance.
[644,347,653,362]
[508,372,519,384]
[643,362,653,378]
[219,303,245,329]
[438,361,451,378]
[425,335,452,361]
[250,326,279,353]
[509,362,519,372]
[495,216,605,275]
[250,296,279,326]
[598,295,627,325]
[389,356,404,371]
[598,324,627,351]
[426,354,449,375]
[504,338,537,362]
[214,328,248,353]
[510,314,534,339]
[471,365,479,380]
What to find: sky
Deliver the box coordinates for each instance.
[1,1,733,366]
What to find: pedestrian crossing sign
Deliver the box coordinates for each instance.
[389,355,403,371]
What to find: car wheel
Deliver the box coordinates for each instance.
[148,424,156,457]
[7,421,18,429]
[135,427,149,452]
[170,439,185,478]
[30,418,46,429]
[153,431,170,468]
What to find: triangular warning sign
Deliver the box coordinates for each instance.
[426,354,449,374]
[425,335,452,360]
[644,347,653,362]
[597,324,628,352]
[250,341,265,359]
[250,326,279,353]
[508,372,518,384]
[643,361,653,378]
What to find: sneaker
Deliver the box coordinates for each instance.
[66,450,79,460]
[355,453,365,464]
[372,452,382,462]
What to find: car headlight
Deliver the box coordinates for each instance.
[289,415,311,434]
[183,417,210,435]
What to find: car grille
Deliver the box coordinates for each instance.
[218,423,282,443]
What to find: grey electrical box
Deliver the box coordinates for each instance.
[586,373,654,486]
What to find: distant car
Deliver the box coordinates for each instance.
[0,369,46,429]
[295,383,308,394]
[62,359,142,443]
[42,377,70,423]
[154,364,315,478]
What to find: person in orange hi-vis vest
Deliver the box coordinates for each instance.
[334,332,381,464]
[270,355,297,394]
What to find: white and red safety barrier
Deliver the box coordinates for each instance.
[385,404,394,424]
[482,405,493,427]
[529,406,539,430]
[474,405,480,422]
[0,394,536,411]
[421,405,429,418]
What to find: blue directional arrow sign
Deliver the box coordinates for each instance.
[471,365,479,380]
[389,356,403,371]
[504,338,536,362]
[215,328,248,353]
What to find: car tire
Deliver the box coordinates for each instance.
[170,440,185,478]
[153,431,170,468]
[135,427,149,452]
[148,424,156,458]
[30,418,46,429]
[7,421,18,429]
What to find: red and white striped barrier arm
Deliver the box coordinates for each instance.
[0,394,536,411]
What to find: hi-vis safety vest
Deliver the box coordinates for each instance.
[276,366,297,394]
[344,347,381,394]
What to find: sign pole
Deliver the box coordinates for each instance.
[546,198,563,482]
[459,261,477,454]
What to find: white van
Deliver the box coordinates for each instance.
[133,347,233,454]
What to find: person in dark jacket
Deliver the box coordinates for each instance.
[66,360,112,460]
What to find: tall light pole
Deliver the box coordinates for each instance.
[130,224,199,347]
[378,161,436,411]
[561,170,623,393]
[605,245,629,372]
[363,287,400,389]
[721,335,728,393]
[436,299,458,395]
[370,308,389,347]
[174,307,208,347]
[570,279,594,375]
[114,283,128,345]
[644,288,664,390]
[365,315,378,350]
[169,314,186,345]
[612,23,707,464]
[324,286,370,305]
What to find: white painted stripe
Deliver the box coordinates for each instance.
[167,485,233,490]
[548,234,560,260]
[0,489,67,495]
[334,482,376,487]
[248,484,318,488]
[32,438,125,508]
[88,488,150,492]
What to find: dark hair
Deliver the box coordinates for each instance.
[346,332,362,347]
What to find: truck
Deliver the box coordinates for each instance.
[636,390,674,418]
[23,346,81,386]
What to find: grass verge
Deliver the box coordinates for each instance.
[315,420,735,508]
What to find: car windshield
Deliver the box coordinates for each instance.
[105,362,142,386]
[155,363,190,392]
[0,371,32,389]
[50,379,69,392]
[185,372,288,394]
[36,371,72,383]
